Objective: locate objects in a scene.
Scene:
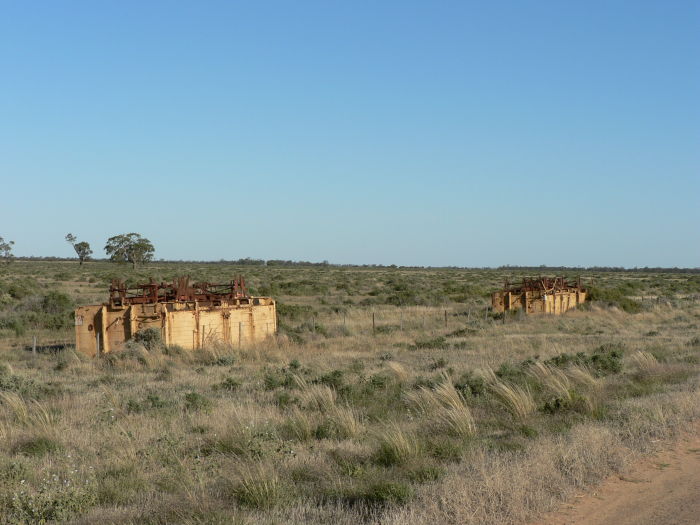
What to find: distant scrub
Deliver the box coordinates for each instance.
[587,286,642,313]
[0,289,74,334]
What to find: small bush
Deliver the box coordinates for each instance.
[428,358,448,371]
[588,286,642,313]
[455,372,486,397]
[13,435,61,456]
[214,355,235,366]
[410,336,448,350]
[406,464,443,482]
[183,392,212,412]
[364,481,413,505]
[215,376,241,392]
[133,327,163,351]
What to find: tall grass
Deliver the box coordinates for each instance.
[0,392,56,434]
[489,381,536,420]
[406,374,475,437]
[232,464,283,509]
[526,362,571,400]
[375,423,421,466]
[630,351,661,374]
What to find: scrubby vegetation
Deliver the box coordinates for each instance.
[0,261,699,523]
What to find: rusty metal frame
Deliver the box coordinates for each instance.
[499,276,585,296]
[108,276,250,307]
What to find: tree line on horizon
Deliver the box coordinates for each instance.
[0,233,155,269]
[1,234,698,272]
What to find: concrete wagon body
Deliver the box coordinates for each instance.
[491,277,586,315]
[74,277,276,356]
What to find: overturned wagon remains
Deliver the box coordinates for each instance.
[491,277,586,315]
[75,277,276,356]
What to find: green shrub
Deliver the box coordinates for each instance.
[406,464,443,482]
[588,286,642,313]
[410,336,448,350]
[455,372,486,397]
[215,376,241,392]
[363,481,412,505]
[183,392,212,412]
[263,368,294,390]
[545,344,624,376]
[133,327,163,351]
[318,369,345,389]
[428,358,448,371]
[13,436,61,456]
[7,471,97,522]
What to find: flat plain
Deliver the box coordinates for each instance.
[0,261,698,524]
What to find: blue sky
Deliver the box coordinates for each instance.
[1,1,698,267]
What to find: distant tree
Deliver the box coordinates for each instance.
[65,233,93,265]
[0,236,15,264]
[104,233,155,269]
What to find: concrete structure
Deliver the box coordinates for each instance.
[74,277,276,356]
[491,277,586,315]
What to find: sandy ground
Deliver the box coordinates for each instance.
[533,421,700,525]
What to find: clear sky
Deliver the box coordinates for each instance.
[1,1,698,267]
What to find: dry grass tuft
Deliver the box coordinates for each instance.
[0,392,57,435]
[406,374,476,437]
[232,464,283,509]
[527,361,572,400]
[298,384,337,413]
[375,423,421,465]
[490,381,536,420]
[327,404,364,438]
[386,361,410,383]
[291,373,338,412]
[474,366,498,385]
[565,365,601,392]
[282,407,316,441]
[630,351,661,374]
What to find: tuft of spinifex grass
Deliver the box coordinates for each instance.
[489,381,536,420]
[293,374,338,413]
[231,464,284,509]
[327,404,364,438]
[526,362,571,400]
[374,423,421,466]
[630,351,661,374]
[281,407,316,441]
[0,392,57,436]
[565,365,601,392]
[405,374,475,437]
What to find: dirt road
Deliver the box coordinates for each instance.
[533,422,700,525]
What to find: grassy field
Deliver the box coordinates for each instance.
[0,261,699,524]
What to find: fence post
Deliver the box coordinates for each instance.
[444,309,448,327]
[32,335,37,356]
[372,312,376,335]
[96,333,101,357]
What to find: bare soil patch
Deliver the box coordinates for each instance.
[533,421,700,525]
